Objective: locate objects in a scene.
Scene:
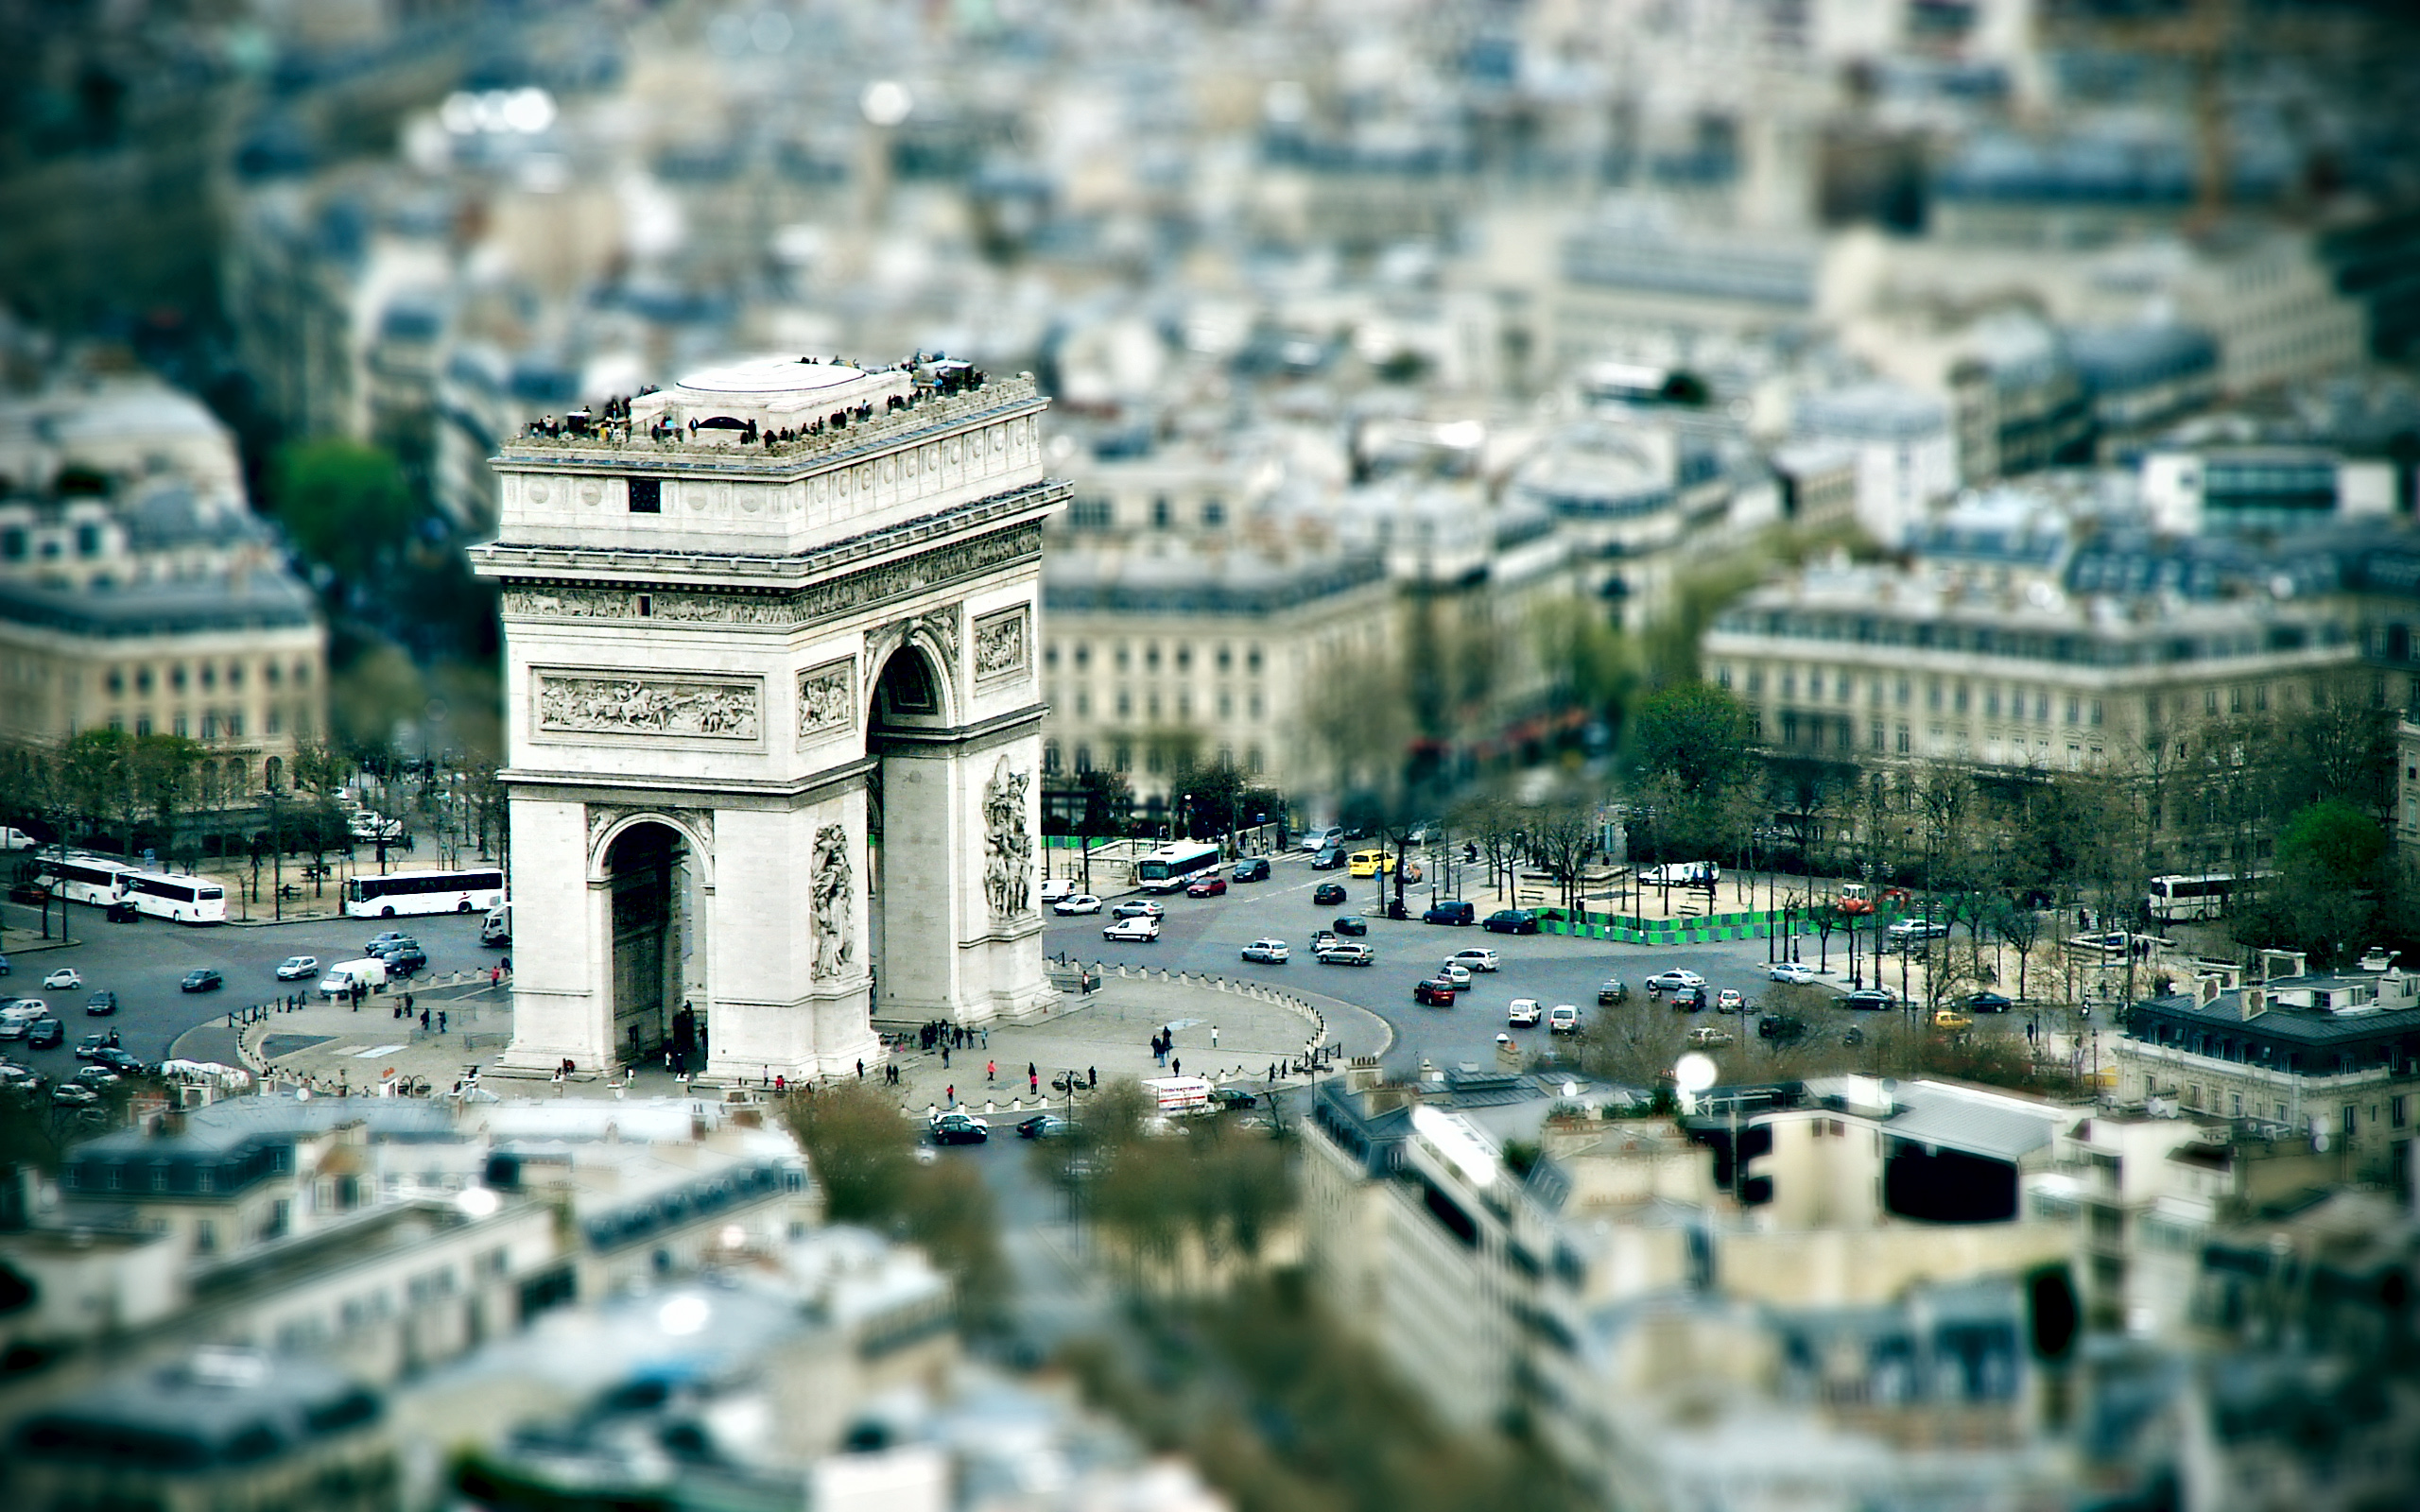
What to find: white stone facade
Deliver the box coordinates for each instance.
[471,358,1065,1080]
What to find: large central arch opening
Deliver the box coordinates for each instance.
[867,646,949,1021]
[604,820,704,1069]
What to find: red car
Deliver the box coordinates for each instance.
[1186,875,1229,898]
[1413,978,1457,1006]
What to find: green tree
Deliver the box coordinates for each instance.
[1632,681,1754,794]
[268,439,419,585]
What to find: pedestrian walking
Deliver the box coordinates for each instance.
[1172,1057,1181,1076]
[438,1010,447,1033]
[1029,1070,1039,1095]
[1027,1060,1037,1083]
[942,1046,950,1069]
[420,1008,430,1031]
[946,1084,955,1107]
[987,1059,996,1083]
[1211,1024,1219,1048]
[856,1059,865,1080]
[1087,1066,1097,1089]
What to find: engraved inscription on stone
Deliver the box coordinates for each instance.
[973,606,1028,685]
[796,660,855,743]
[536,673,761,739]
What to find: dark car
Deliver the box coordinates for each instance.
[1413,978,1457,1006]
[26,1018,63,1049]
[75,1034,110,1060]
[377,945,429,976]
[90,1046,145,1076]
[1207,1087,1258,1111]
[1186,876,1228,898]
[1310,846,1344,870]
[1482,909,1539,936]
[1844,988,1895,1011]
[84,991,117,1017]
[1598,977,1628,1005]
[930,1112,990,1145]
[1331,915,1369,936]
[1421,900,1476,926]
[180,969,223,993]
[1669,985,1708,1012]
[105,900,141,922]
[365,930,411,954]
[1232,857,1270,883]
[1015,1113,1079,1140]
[1312,882,1348,906]
[1967,991,2014,1013]
[1758,1013,1808,1042]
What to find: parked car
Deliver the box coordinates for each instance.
[1312,882,1348,906]
[1886,919,1951,945]
[929,1111,991,1145]
[75,1034,111,1060]
[1112,900,1165,920]
[1967,991,2014,1013]
[1413,978,1457,1006]
[1207,1087,1259,1111]
[1186,876,1228,898]
[1015,1114,1079,1140]
[1844,988,1896,1011]
[1757,1013,1808,1042]
[41,968,81,990]
[1232,858,1270,883]
[1421,900,1476,926]
[1299,826,1345,853]
[1687,1025,1735,1047]
[72,1065,122,1090]
[26,1018,63,1049]
[1446,948,1500,972]
[84,991,117,1017]
[1316,941,1375,966]
[1669,986,1708,1012]
[1768,961,1817,985]
[1715,989,1746,1013]
[1052,894,1103,916]
[1102,917,1162,943]
[0,1064,42,1094]
[1507,998,1543,1027]
[276,955,320,981]
[1482,909,1539,936]
[1039,878,1078,904]
[1310,846,1345,870]
[1547,1004,1582,1035]
[1331,915,1369,936]
[51,1084,99,1108]
[1240,938,1289,964]
[1646,970,1705,994]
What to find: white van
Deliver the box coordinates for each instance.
[1641,861,1720,886]
[318,957,390,997]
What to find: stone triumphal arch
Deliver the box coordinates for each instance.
[470,356,1064,1079]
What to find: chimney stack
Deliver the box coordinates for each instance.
[2239,988,2266,1022]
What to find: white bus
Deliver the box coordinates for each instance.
[39,856,137,907]
[1136,842,1221,894]
[2147,871,2273,922]
[345,867,506,919]
[116,869,228,924]
[480,901,511,946]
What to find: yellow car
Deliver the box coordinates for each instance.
[1347,850,1396,878]
[1932,1008,1974,1031]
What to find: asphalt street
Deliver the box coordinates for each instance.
[0,897,501,1069]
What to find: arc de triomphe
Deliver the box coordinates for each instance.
[469,356,1065,1080]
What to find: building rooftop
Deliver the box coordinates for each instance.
[1043,540,1385,616]
[2132,971,2420,1047]
[0,569,319,640]
[12,1349,382,1472]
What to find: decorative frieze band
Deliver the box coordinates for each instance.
[535,671,763,742]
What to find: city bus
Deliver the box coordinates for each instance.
[344,867,507,919]
[115,869,228,924]
[2146,871,2273,923]
[480,901,511,947]
[39,856,137,907]
[1136,842,1221,894]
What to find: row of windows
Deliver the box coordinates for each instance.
[106,707,307,742]
[105,658,312,697]
[1045,741,1265,777]
[1051,685,1267,723]
[0,522,107,559]
[1063,494,1229,532]
[1047,640,1264,675]
[1722,662,2342,725]
[1763,710,2111,767]
[1713,610,2342,664]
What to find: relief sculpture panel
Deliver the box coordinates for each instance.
[973,605,1028,686]
[535,673,762,740]
[796,659,855,745]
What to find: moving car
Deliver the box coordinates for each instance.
[1312,882,1348,906]
[1102,917,1162,943]
[1757,1013,1808,1042]
[1598,977,1628,1005]
[1413,978,1457,1006]
[1646,970,1705,994]
[180,969,223,993]
[1967,991,2014,1013]
[1715,989,1745,1013]
[1346,850,1395,878]
[1331,915,1369,936]
[276,955,320,981]
[1768,961,1817,985]
[1186,876,1228,898]
[1437,962,1472,988]
[26,1018,63,1050]
[375,943,428,976]
[1687,1025,1734,1047]
[84,991,117,1017]
[930,1111,991,1145]
[1669,986,1708,1012]
[1299,826,1345,853]
[89,1046,145,1076]
[1446,948,1500,972]
[1015,1114,1079,1140]
[1886,919,1951,947]
[1240,938,1290,964]
[1112,900,1165,920]
[1232,858,1270,883]
[51,1084,99,1108]
[1507,998,1542,1027]
[1207,1087,1259,1111]
[364,930,411,955]
[1482,909,1539,936]
[1039,878,1078,903]
[1310,846,1344,870]
[41,968,81,990]
[75,1034,111,1060]
[1547,1004,1582,1035]
[1844,988,1896,1011]
[1421,900,1476,926]
[1316,941,1375,966]
[1052,894,1104,916]
[1933,1008,1975,1030]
